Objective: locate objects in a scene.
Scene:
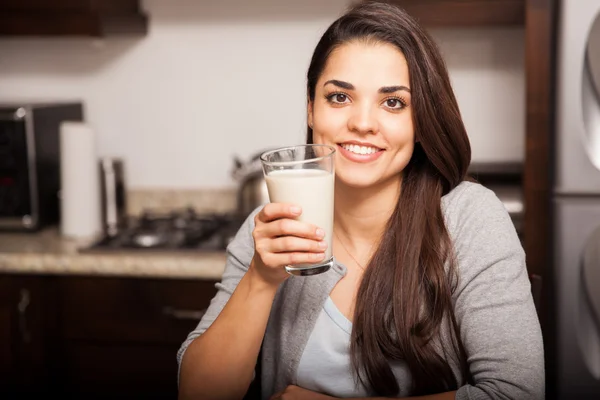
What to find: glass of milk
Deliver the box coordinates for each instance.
[260,144,336,276]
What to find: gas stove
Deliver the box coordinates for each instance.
[80,207,242,253]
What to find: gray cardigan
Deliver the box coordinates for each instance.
[177,181,545,399]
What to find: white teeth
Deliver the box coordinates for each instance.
[341,143,379,155]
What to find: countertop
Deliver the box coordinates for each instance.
[0,228,227,280]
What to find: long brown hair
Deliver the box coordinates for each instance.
[306,2,472,396]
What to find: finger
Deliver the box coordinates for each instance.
[263,251,326,267]
[269,236,328,254]
[263,219,325,241]
[258,203,302,223]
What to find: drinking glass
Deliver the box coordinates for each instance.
[260,144,336,276]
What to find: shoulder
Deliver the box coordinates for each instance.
[442,180,513,231]
[441,181,526,300]
[441,180,522,258]
[441,180,502,216]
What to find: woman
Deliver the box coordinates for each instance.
[177,2,545,399]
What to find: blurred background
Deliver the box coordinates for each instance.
[0,0,525,188]
[0,0,597,399]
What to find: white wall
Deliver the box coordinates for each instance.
[0,0,524,189]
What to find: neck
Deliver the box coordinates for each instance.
[334,176,401,248]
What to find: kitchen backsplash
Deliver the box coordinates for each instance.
[127,188,236,216]
[0,0,524,189]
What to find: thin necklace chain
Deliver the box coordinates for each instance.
[333,229,377,271]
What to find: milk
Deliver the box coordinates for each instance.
[265,169,334,264]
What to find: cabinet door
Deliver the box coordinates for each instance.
[0,0,140,12]
[57,276,218,399]
[0,278,15,386]
[0,275,57,396]
[62,342,181,400]
[0,0,147,37]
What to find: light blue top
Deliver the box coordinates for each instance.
[296,296,412,397]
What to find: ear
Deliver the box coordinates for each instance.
[307,98,314,129]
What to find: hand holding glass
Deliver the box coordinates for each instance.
[260,144,336,276]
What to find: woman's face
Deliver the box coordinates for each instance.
[309,41,415,189]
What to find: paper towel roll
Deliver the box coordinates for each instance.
[59,122,101,239]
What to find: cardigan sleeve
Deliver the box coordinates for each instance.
[447,183,545,400]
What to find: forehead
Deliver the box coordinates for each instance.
[319,41,410,87]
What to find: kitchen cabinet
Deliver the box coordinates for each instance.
[384,0,525,26]
[0,0,524,38]
[523,4,554,384]
[0,0,147,37]
[0,274,220,399]
[0,275,59,397]
[56,276,218,399]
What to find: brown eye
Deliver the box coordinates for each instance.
[327,93,350,104]
[386,98,402,109]
[334,94,348,103]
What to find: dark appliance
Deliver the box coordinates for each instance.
[0,102,83,231]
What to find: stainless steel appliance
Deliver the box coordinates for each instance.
[80,207,240,253]
[0,102,83,231]
[553,1,600,398]
[231,151,270,219]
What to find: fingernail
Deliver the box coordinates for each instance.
[290,206,301,215]
[318,241,327,249]
[316,228,325,238]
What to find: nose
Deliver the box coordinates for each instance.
[347,102,378,135]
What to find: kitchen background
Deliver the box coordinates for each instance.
[3,0,597,399]
[0,0,524,189]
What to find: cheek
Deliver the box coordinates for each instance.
[313,100,348,136]
[388,140,415,176]
[381,114,415,146]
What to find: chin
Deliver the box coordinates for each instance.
[335,167,404,190]
[335,172,380,189]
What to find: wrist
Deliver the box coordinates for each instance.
[246,259,282,295]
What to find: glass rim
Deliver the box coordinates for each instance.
[259,144,336,167]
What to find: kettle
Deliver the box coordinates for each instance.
[231,151,270,219]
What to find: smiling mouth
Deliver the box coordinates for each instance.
[339,143,383,155]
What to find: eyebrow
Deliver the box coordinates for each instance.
[379,85,411,94]
[323,79,411,93]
